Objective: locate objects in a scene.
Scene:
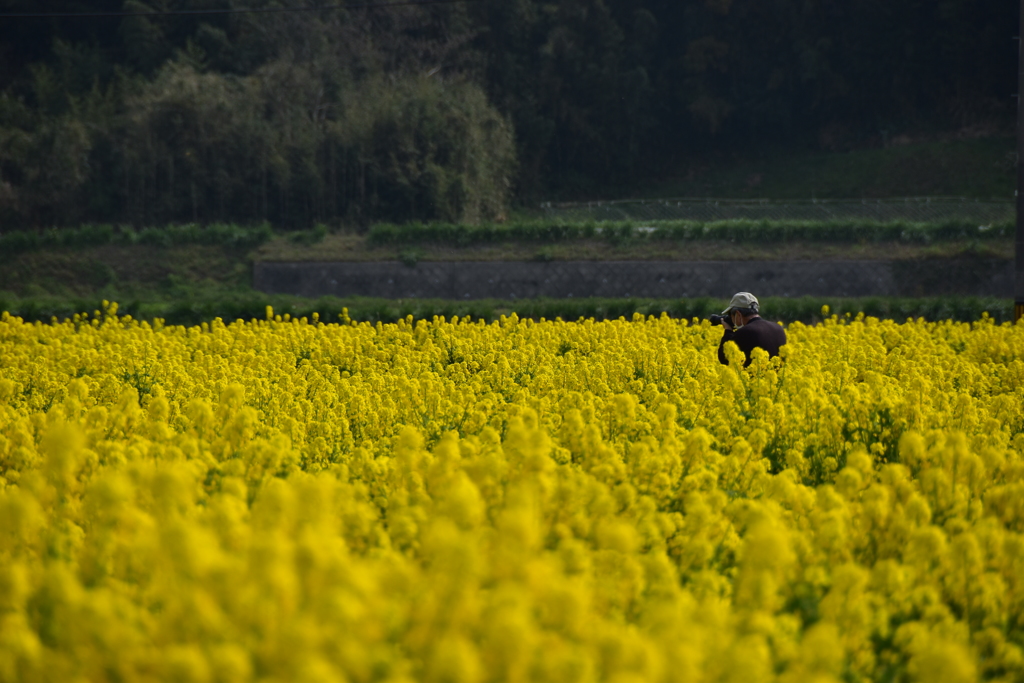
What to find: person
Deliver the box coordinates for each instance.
[716,292,787,367]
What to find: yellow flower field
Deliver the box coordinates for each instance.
[1,305,1024,683]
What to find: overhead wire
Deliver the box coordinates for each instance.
[0,0,482,19]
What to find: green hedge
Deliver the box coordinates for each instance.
[0,223,275,254]
[6,219,1011,256]
[1,295,1015,328]
[367,219,1014,246]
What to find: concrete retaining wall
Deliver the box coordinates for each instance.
[254,259,1014,300]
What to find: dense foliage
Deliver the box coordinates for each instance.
[0,0,1015,227]
[1,309,1024,682]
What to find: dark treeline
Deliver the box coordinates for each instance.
[0,0,1015,228]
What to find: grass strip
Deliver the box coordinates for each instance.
[3,219,1012,258]
[367,219,1015,247]
[0,223,278,254]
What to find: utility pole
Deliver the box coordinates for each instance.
[1018,0,1024,322]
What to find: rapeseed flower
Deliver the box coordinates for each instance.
[0,307,1023,681]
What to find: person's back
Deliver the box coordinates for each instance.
[718,316,787,367]
[715,292,787,367]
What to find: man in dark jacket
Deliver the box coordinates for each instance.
[717,292,787,367]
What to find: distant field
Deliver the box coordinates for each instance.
[1,246,1016,328]
[0,215,1015,326]
[625,136,1016,201]
[0,225,1013,301]
[1,134,1016,322]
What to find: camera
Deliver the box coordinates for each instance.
[709,313,728,326]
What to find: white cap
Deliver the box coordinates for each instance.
[721,292,760,315]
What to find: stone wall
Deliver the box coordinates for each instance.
[254,259,1014,300]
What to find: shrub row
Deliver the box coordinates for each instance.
[6,219,1010,256]
[0,223,275,254]
[367,219,1015,246]
[1,295,1014,328]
